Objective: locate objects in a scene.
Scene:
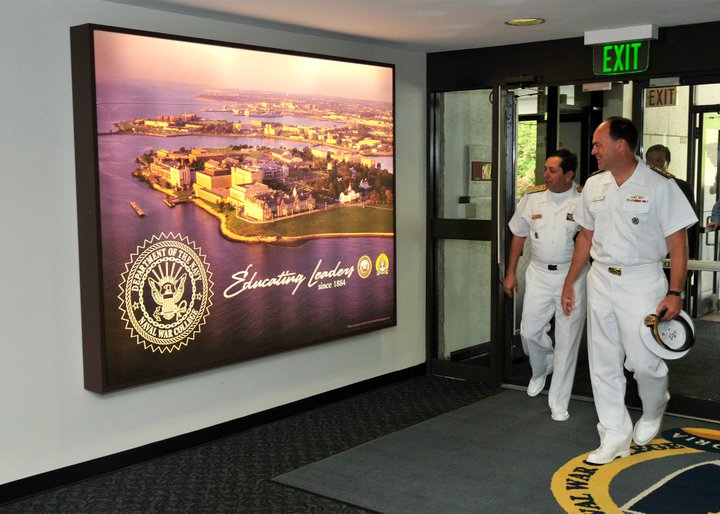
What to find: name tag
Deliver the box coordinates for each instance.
[531,214,542,219]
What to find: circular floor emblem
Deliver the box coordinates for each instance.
[119,232,213,353]
[551,427,720,513]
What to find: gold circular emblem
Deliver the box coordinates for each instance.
[357,255,373,279]
[118,232,213,353]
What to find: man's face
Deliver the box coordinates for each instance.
[591,122,619,171]
[544,156,574,193]
[646,150,668,171]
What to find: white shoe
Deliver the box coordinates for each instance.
[585,444,630,465]
[551,409,569,422]
[633,391,670,445]
[527,375,547,397]
[633,417,662,445]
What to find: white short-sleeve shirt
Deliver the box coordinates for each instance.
[574,158,698,266]
[508,185,583,265]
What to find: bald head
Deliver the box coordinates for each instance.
[592,117,639,176]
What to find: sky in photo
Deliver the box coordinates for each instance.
[93,30,393,103]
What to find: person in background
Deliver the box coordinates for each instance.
[645,144,699,259]
[708,200,720,231]
[561,117,697,465]
[709,200,720,312]
[504,148,587,422]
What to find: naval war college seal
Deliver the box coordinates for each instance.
[118,232,213,353]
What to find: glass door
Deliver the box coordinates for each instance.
[693,108,720,314]
[503,81,631,398]
[502,86,553,388]
[428,89,499,383]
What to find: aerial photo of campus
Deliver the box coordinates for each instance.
[124,89,394,243]
[95,29,395,244]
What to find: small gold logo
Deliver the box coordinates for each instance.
[118,232,213,353]
[357,255,373,279]
[375,253,390,275]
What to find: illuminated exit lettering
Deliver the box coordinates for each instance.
[593,40,650,75]
[603,42,642,72]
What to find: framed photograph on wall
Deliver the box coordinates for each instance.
[471,161,492,181]
[71,24,396,393]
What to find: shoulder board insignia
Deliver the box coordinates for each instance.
[588,169,607,178]
[649,165,675,179]
[526,183,547,194]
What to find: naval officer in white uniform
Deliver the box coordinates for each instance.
[505,148,587,422]
[561,117,697,465]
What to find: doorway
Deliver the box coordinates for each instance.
[428,79,720,421]
[500,79,720,420]
[502,81,632,400]
[427,89,499,384]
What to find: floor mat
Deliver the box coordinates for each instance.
[274,389,720,514]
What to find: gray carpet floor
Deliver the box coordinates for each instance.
[0,376,501,513]
[3,376,718,513]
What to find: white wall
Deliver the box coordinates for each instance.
[0,0,426,485]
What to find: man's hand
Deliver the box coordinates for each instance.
[504,273,517,298]
[657,294,682,321]
[504,235,525,299]
[561,227,592,316]
[561,282,575,316]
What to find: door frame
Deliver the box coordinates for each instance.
[691,105,720,314]
[426,88,502,384]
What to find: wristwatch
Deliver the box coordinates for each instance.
[667,289,685,300]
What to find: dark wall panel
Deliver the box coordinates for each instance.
[428,21,720,92]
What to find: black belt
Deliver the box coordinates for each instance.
[535,262,569,271]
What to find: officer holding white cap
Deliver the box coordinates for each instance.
[505,148,587,422]
[561,117,697,465]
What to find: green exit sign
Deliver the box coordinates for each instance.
[593,40,650,75]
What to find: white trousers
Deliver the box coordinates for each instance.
[586,262,670,448]
[520,260,587,413]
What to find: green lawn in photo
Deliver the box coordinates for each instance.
[211,202,394,238]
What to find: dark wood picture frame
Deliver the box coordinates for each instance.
[71,24,397,393]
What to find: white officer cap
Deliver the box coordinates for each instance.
[640,310,694,360]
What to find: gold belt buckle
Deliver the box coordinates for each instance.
[609,266,621,276]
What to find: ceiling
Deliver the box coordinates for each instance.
[107,0,720,53]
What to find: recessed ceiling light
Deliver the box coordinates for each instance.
[505,18,545,26]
